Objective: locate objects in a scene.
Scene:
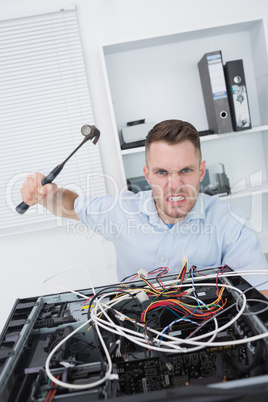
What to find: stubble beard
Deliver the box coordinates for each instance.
[152,183,200,223]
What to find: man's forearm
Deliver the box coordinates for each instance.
[41,188,79,220]
[19,173,80,220]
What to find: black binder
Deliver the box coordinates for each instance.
[224,59,251,131]
[198,50,233,134]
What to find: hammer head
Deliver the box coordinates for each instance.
[81,124,100,145]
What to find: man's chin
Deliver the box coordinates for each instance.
[165,202,196,220]
[165,208,188,221]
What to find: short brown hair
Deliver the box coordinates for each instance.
[145,119,201,163]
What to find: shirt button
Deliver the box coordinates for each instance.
[161,258,165,262]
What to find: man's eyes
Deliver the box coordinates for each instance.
[156,169,192,175]
[182,168,191,173]
[155,168,192,176]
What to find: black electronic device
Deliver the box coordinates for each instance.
[121,139,146,150]
[127,176,151,193]
[200,163,231,196]
[0,266,268,402]
[120,120,154,150]
[120,130,215,150]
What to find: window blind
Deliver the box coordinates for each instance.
[0,6,106,236]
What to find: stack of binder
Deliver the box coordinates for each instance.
[198,51,251,133]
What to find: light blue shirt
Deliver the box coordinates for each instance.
[74,191,268,290]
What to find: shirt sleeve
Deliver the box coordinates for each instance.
[222,222,268,291]
[74,194,119,240]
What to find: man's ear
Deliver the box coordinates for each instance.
[143,165,151,185]
[200,160,206,182]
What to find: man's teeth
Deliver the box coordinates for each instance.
[169,196,185,201]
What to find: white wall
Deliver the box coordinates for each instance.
[1,0,268,332]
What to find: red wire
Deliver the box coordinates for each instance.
[44,390,52,402]
[44,375,60,402]
[192,266,207,277]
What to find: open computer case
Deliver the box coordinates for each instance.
[0,266,268,402]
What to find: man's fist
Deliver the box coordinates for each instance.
[20,172,58,206]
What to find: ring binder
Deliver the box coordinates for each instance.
[198,50,233,134]
[224,59,251,131]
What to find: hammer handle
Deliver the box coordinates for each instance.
[16,165,63,215]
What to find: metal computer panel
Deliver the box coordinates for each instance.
[0,267,267,402]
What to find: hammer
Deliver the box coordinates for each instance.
[16,124,100,214]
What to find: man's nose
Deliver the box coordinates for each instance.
[168,172,183,189]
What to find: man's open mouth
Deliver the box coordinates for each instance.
[168,195,186,202]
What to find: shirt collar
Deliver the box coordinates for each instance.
[184,193,206,223]
[139,191,162,226]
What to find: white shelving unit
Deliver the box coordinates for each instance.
[121,124,268,155]
[101,18,268,253]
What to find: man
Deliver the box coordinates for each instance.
[20,119,268,296]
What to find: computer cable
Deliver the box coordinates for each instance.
[43,266,268,391]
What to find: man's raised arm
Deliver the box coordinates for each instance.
[20,172,79,220]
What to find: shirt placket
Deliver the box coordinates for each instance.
[154,228,174,268]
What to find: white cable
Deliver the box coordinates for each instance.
[44,268,268,390]
[143,283,268,348]
[91,304,186,353]
[90,282,268,351]
[236,298,268,316]
[155,294,219,353]
[45,270,115,390]
[90,288,218,353]
[45,318,114,390]
[44,291,136,389]
[92,299,217,354]
[117,270,268,296]
[157,270,268,288]
[90,293,187,352]
[146,282,247,347]
[43,264,94,300]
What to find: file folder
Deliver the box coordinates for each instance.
[224,59,251,131]
[198,50,233,134]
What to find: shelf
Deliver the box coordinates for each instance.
[121,146,145,156]
[103,20,261,55]
[121,125,268,156]
[200,125,268,142]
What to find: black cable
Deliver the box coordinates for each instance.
[121,266,170,283]
[87,285,144,365]
[187,281,268,340]
[69,338,95,354]
[106,307,125,356]
[121,273,138,282]
[87,284,144,321]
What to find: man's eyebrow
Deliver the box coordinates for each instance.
[152,165,196,172]
[180,165,196,170]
